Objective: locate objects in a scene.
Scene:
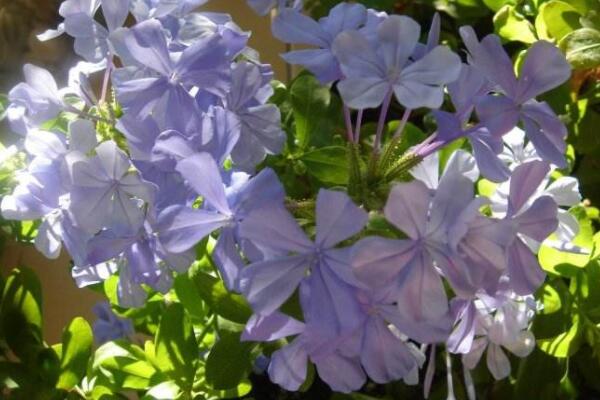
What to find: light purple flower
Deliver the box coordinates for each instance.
[7,64,63,135]
[157,152,285,290]
[492,161,559,295]
[84,216,194,292]
[242,286,426,390]
[242,312,366,393]
[426,64,512,182]
[352,167,513,337]
[454,287,536,380]
[272,2,367,83]
[1,121,97,260]
[239,189,367,340]
[354,291,426,384]
[332,15,461,109]
[492,140,581,250]
[151,106,240,171]
[460,27,571,167]
[225,61,285,170]
[38,0,131,62]
[130,0,209,21]
[112,19,240,131]
[66,140,155,236]
[92,301,135,344]
[413,151,514,294]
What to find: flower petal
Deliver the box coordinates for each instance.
[176,152,232,215]
[315,189,367,248]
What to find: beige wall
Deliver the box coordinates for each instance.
[1,243,103,344]
[0,1,287,345]
[203,0,290,81]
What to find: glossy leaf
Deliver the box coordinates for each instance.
[154,303,198,388]
[539,206,594,274]
[201,379,252,399]
[205,331,253,390]
[142,381,181,400]
[56,317,93,390]
[535,1,581,40]
[289,73,341,149]
[93,340,158,390]
[0,267,44,362]
[538,316,583,358]
[559,28,600,69]
[540,283,563,314]
[301,146,349,185]
[494,5,537,43]
[173,273,206,321]
[190,265,252,324]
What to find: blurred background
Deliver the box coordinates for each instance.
[0,0,289,343]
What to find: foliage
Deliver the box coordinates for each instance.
[0,0,600,399]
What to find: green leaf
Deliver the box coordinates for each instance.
[200,379,252,399]
[299,362,315,392]
[538,315,583,357]
[514,347,567,399]
[581,7,600,30]
[591,232,600,260]
[477,178,498,198]
[439,137,467,171]
[0,94,8,121]
[93,340,158,390]
[539,206,594,274]
[536,0,582,40]
[154,303,197,388]
[559,28,600,69]
[580,261,600,321]
[56,317,93,390]
[0,267,44,362]
[189,265,252,324]
[205,332,253,390]
[103,276,120,306]
[142,381,182,400]
[289,74,341,149]
[173,273,206,321]
[433,0,491,22]
[301,146,349,185]
[483,0,515,11]
[37,347,61,387]
[494,5,537,43]
[540,283,563,314]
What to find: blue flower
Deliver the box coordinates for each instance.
[332,15,461,110]
[272,3,367,83]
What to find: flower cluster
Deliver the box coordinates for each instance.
[0,0,581,395]
[3,0,288,307]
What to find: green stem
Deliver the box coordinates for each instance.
[347,142,364,202]
[284,198,316,219]
[366,149,381,184]
[197,313,215,345]
[378,134,403,175]
[382,152,423,183]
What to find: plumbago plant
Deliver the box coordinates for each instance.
[1,0,600,399]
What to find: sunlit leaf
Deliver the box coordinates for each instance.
[56,317,93,390]
[538,315,583,357]
[154,303,197,388]
[189,264,252,324]
[205,332,253,390]
[494,5,537,43]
